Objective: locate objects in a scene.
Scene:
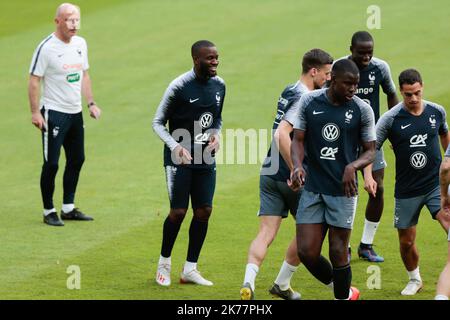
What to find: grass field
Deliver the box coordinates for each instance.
[1,0,450,300]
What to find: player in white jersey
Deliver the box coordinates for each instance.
[28,3,102,226]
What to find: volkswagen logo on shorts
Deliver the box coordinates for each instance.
[322,123,340,142]
[410,151,427,169]
[199,112,213,129]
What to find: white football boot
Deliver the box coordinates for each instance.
[180,269,213,286]
[156,263,171,286]
[401,279,423,295]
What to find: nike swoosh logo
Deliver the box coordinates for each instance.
[313,111,324,115]
[57,54,64,57]
[401,124,411,129]
[189,98,199,103]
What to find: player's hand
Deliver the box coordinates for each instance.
[287,178,300,192]
[31,112,46,131]
[289,166,306,191]
[206,134,220,153]
[343,164,358,198]
[440,195,450,217]
[89,104,101,119]
[173,145,192,165]
[364,174,377,198]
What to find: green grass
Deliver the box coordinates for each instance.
[1,0,449,299]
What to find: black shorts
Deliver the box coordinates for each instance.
[164,166,216,209]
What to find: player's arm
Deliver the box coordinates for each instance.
[386,91,399,109]
[440,154,450,215]
[440,132,450,152]
[290,129,306,191]
[343,140,376,197]
[152,83,192,164]
[28,75,45,130]
[289,95,309,190]
[274,120,294,171]
[344,102,378,197]
[381,61,399,109]
[362,162,377,197]
[362,111,391,197]
[82,70,101,119]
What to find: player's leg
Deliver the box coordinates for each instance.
[329,227,353,299]
[297,223,331,285]
[436,210,450,232]
[180,167,216,286]
[241,175,287,299]
[325,194,359,300]
[296,191,333,288]
[247,215,282,271]
[269,236,301,300]
[241,216,282,299]
[394,195,423,295]
[270,183,302,300]
[423,187,450,299]
[359,151,385,262]
[427,186,450,233]
[435,237,450,300]
[40,108,67,226]
[156,165,190,286]
[60,112,91,221]
[398,227,423,295]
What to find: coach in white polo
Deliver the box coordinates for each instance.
[28,3,101,226]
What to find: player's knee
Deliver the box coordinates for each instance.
[67,155,85,170]
[329,246,348,266]
[399,238,414,250]
[258,227,277,246]
[297,243,315,264]
[43,161,59,175]
[193,206,212,222]
[169,208,188,224]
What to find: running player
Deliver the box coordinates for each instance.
[240,49,333,300]
[371,68,450,295]
[291,59,376,300]
[338,31,399,262]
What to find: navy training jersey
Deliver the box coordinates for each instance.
[376,101,448,198]
[261,81,309,181]
[152,69,226,168]
[294,89,376,196]
[337,56,396,122]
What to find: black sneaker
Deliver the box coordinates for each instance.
[43,212,64,226]
[358,243,384,262]
[269,283,301,300]
[61,208,94,221]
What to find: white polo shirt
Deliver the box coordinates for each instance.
[29,33,89,114]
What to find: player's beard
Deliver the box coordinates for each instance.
[199,63,216,79]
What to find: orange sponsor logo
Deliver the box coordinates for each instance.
[63,63,83,71]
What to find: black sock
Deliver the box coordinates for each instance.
[333,264,352,299]
[187,218,209,262]
[161,217,182,258]
[360,242,372,249]
[303,255,333,285]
